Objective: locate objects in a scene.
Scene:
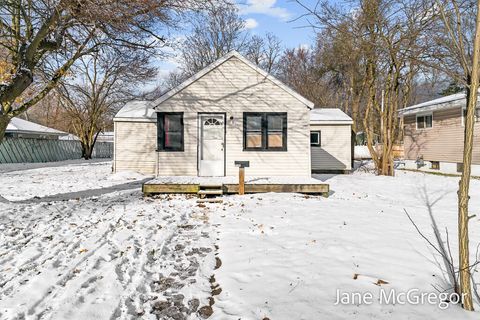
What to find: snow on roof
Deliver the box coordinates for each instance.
[310,108,353,124]
[6,118,67,135]
[399,92,468,116]
[114,100,155,121]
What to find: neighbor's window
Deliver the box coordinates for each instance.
[416,114,433,129]
[430,161,440,170]
[157,112,184,151]
[243,113,287,151]
[310,131,321,146]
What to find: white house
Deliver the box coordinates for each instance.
[113,51,352,176]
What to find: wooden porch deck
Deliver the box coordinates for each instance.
[142,176,330,197]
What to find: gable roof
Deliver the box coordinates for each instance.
[310,108,353,125]
[7,118,67,136]
[399,92,469,116]
[152,51,314,109]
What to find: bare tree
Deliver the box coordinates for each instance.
[424,0,480,310]
[246,33,282,74]
[179,4,248,75]
[57,49,156,159]
[0,0,219,141]
[296,0,427,176]
[160,5,283,92]
[277,47,335,107]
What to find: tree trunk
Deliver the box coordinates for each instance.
[457,0,480,311]
[0,114,11,143]
[81,131,100,160]
[81,142,95,160]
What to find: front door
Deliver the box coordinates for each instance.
[199,114,225,176]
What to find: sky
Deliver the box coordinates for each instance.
[153,0,318,83]
[237,0,316,48]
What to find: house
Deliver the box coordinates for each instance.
[399,92,480,176]
[96,131,114,143]
[113,51,352,176]
[6,118,67,139]
[310,108,353,172]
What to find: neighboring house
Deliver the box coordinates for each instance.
[96,132,114,143]
[6,118,67,139]
[399,92,480,176]
[114,51,352,176]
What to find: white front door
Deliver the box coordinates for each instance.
[199,114,225,176]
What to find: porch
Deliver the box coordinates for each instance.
[142,176,330,197]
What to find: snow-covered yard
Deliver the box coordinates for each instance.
[0,160,150,201]
[1,161,480,319]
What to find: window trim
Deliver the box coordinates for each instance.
[310,131,321,146]
[416,113,433,130]
[157,112,184,152]
[430,161,440,170]
[243,112,288,151]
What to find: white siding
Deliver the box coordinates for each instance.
[310,124,352,171]
[114,120,157,175]
[155,56,312,177]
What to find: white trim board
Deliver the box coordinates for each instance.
[152,51,315,110]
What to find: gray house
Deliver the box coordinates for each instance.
[113,51,352,176]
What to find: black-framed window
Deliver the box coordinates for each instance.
[157,112,184,151]
[243,112,287,151]
[416,114,432,129]
[310,131,321,146]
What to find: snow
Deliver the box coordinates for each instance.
[0,161,150,201]
[399,92,471,116]
[354,146,372,159]
[0,191,215,319]
[114,100,155,120]
[310,108,353,123]
[210,171,480,319]
[6,117,67,136]
[1,162,480,319]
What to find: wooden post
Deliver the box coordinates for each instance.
[239,166,245,195]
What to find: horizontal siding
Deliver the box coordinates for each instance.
[114,121,157,175]
[156,56,312,177]
[404,107,480,164]
[310,124,352,171]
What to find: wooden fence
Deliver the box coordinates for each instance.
[0,137,113,163]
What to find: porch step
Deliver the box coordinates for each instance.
[198,189,223,196]
[198,184,224,198]
[199,183,223,188]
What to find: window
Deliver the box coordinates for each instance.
[430,161,440,170]
[416,114,433,129]
[462,107,480,126]
[157,112,184,151]
[310,131,321,146]
[243,113,287,151]
[457,163,464,173]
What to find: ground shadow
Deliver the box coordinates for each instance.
[11,178,151,204]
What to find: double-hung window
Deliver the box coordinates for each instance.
[243,113,287,151]
[157,112,184,151]
[416,114,433,129]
